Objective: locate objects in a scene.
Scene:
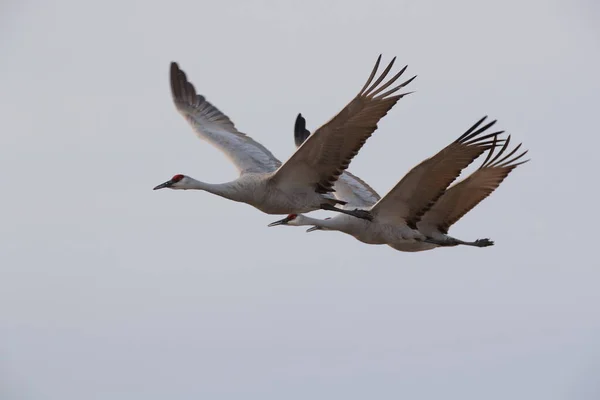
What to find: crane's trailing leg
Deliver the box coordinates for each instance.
[320,204,373,221]
[424,237,494,248]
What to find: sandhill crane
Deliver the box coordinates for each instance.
[153,56,415,221]
[268,115,528,250]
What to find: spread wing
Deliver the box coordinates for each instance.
[272,55,415,192]
[170,62,281,175]
[418,135,529,234]
[334,172,381,208]
[370,116,501,227]
[292,113,380,208]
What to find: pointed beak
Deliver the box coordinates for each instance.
[153,180,173,190]
[306,226,320,233]
[268,216,291,227]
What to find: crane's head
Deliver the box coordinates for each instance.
[267,214,332,232]
[267,214,302,227]
[153,174,188,190]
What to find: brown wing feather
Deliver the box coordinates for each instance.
[272,55,415,192]
[370,117,502,228]
[422,135,529,234]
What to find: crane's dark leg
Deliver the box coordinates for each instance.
[320,204,373,221]
[422,238,458,247]
[423,237,494,248]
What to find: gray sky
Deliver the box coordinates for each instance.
[1,0,599,398]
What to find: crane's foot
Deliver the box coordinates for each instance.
[473,238,494,247]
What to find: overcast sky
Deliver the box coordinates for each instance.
[1,0,599,399]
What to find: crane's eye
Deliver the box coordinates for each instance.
[172,174,184,182]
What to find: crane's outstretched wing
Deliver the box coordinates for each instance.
[370,116,501,227]
[417,136,529,235]
[170,62,281,175]
[272,55,415,193]
[292,113,380,208]
[335,172,381,208]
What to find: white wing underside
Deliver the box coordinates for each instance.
[182,110,282,174]
[333,171,381,209]
[171,62,281,175]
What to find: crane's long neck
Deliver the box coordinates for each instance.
[301,214,377,244]
[185,178,241,202]
[299,215,352,233]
